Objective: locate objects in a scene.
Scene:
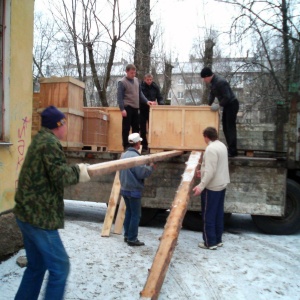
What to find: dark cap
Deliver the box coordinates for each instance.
[41,105,66,129]
[200,67,213,78]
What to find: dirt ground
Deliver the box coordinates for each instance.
[1,200,300,300]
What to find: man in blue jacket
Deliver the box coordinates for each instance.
[119,133,155,246]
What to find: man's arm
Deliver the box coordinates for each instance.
[117,81,125,111]
[154,82,164,104]
[218,81,233,107]
[208,90,216,106]
[139,86,150,105]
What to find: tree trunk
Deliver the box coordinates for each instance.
[202,39,215,104]
[100,36,118,107]
[134,0,153,81]
[87,42,109,107]
[276,0,290,152]
[161,60,174,104]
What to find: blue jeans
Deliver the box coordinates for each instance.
[123,196,141,241]
[201,189,226,247]
[15,219,70,300]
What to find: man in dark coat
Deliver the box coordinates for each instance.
[201,67,239,157]
[140,73,164,152]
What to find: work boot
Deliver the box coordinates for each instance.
[198,242,217,250]
[127,239,145,246]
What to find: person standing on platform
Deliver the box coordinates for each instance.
[140,73,164,153]
[117,64,154,151]
[200,67,239,157]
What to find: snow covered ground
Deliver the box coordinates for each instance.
[1,200,300,300]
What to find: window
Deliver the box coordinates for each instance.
[167,91,172,99]
[177,92,184,99]
[178,78,184,85]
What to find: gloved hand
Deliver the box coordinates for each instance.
[77,163,91,183]
[210,103,220,111]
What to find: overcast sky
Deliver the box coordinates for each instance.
[151,0,238,60]
[34,0,240,62]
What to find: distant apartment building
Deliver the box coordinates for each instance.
[40,56,277,124]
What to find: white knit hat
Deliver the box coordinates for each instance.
[128,133,143,143]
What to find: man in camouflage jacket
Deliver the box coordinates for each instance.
[14,106,90,300]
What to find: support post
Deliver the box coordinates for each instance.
[101,171,121,237]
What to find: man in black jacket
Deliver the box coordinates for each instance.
[140,74,164,152]
[201,67,239,157]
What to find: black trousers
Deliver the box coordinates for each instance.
[122,106,140,150]
[140,108,149,149]
[222,100,239,156]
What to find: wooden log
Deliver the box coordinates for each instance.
[87,150,184,177]
[139,151,202,300]
[101,171,121,237]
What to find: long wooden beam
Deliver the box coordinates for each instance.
[87,150,184,177]
[139,151,202,300]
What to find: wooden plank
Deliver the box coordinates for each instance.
[113,197,126,234]
[101,171,121,237]
[140,151,201,300]
[87,150,184,177]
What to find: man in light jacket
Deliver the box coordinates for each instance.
[192,127,230,250]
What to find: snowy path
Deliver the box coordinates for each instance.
[0,201,300,300]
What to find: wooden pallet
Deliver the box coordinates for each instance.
[82,145,107,152]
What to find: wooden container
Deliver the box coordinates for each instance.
[39,76,85,110]
[148,105,220,151]
[38,76,85,149]
[37,107,84,149]
[82,108,109,150]
[101,107,123,152]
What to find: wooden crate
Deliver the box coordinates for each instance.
[101,107,123,152]
[148,105,220,151]
[37,107,84,149]
[39,76,85,110]
[106,108,122,152]
[82,108,109,149]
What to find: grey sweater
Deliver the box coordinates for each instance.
[117,77,148,110]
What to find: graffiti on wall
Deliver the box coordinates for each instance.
[15,116,30,189]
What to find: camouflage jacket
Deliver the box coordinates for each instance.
[14,128,80,230]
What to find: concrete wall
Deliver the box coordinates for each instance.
[0,0,34,260]
[0,0,34,214]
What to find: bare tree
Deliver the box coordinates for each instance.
[216,0,300,150]
[134,0,153,81]
[48,0,136,107]
[33,12,59,89]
